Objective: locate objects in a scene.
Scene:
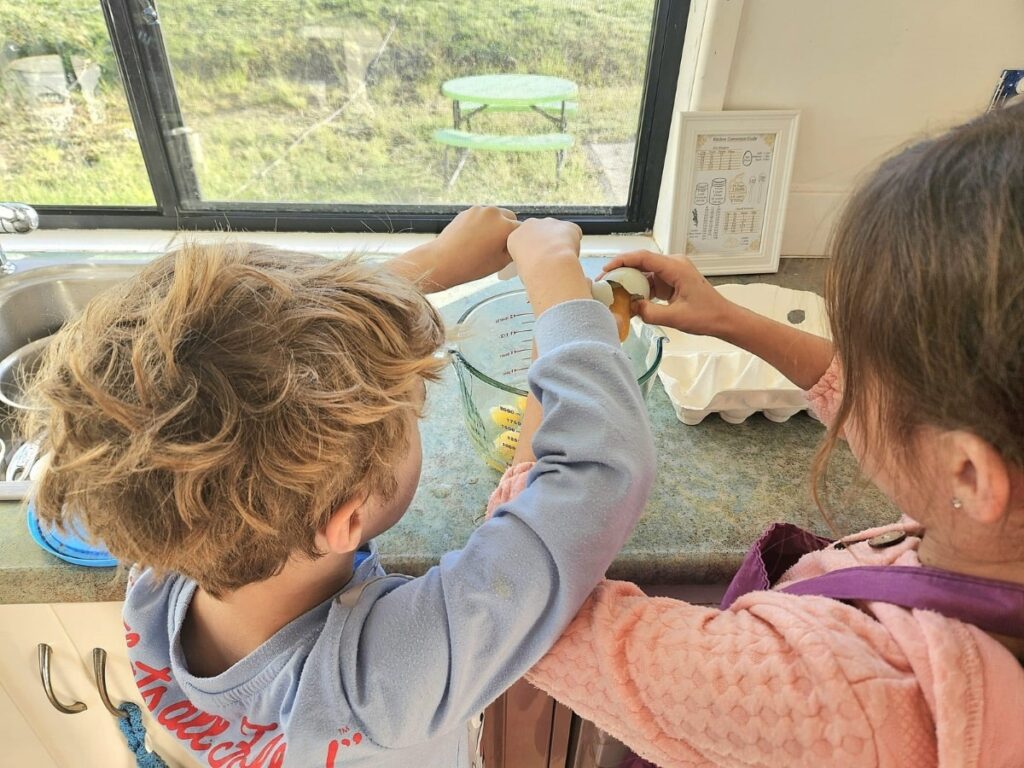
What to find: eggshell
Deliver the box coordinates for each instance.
[591,280,614,307]
[603,267,651,300]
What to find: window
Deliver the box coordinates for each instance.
[0,0,154,205]
[4,0,687,232]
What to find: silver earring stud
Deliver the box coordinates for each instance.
[951,497,963,509]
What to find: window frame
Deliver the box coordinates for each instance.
[31,0,689,234]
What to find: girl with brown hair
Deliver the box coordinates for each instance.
[495,103,1024,766]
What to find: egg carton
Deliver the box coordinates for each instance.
[657,283,829,425]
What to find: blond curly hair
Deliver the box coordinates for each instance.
[23,242,445,597]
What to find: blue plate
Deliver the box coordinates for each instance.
[26,503,117,567]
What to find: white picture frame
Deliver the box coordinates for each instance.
[666,110,800,275]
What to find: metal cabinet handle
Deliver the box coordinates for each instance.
[92,648,129,719]
[37,643,87,714]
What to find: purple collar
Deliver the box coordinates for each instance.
[722,522,1024,639]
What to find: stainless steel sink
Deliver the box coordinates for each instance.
[0,263,142,365]
[0,264,143,496]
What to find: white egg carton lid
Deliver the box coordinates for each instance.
[656,283,830,425]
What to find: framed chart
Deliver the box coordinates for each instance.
[666,111,800,274]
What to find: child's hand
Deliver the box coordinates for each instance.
[507,217,582,266]
[508,218,590,317]
[432,205,520,286]
[600,250,736,336]
[605,250,834,388]
[388,206,519,292]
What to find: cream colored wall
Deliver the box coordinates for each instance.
[654,0,1024,257]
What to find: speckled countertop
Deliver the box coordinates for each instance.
[0,258,896,604]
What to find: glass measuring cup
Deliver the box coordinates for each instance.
[449,289,666,471]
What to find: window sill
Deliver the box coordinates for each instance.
[0,229,659,258]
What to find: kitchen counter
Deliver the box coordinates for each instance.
[0,258,896,604]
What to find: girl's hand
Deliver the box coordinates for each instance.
[604,251,834,389]
[600,250,737,336]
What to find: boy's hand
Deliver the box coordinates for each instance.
[600,250,737,336]
[432,206,520,286]
[507,216,582,266]
[507,218,590,317]
[388,206,519,292]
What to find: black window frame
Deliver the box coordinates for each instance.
[31,0,689,234]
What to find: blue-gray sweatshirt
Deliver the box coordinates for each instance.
[123,299,656,767]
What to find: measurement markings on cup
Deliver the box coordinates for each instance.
[499,346,532,359]
[502,344,533,378]
[495,312,534,323]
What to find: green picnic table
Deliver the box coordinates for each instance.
[434,74,578,186]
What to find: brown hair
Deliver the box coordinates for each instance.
[23,242,446,596]
[813,103,1024,505]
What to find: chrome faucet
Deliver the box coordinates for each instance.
[0,203,39,275]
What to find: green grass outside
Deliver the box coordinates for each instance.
[0,0,655,209]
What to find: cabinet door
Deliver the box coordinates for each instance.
[0,678,59,767]
[482,680,573,768]
[51,601,200,768]
[0,604,130,767]
[569,719,631,768]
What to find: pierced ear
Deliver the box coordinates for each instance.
[321,492,368,554]
[951,432,1010,525]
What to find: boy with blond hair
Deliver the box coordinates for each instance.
[25,209,655,767]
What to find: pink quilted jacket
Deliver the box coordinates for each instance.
[487,362,1024,767]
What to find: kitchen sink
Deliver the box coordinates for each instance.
[0,263,142,366]
[0,263,143,496]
